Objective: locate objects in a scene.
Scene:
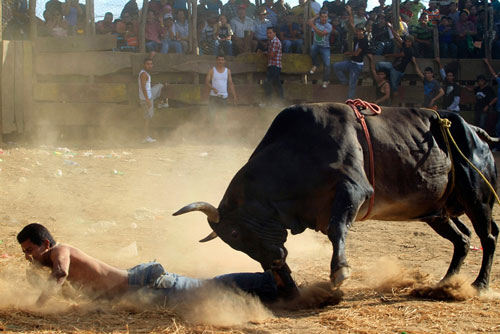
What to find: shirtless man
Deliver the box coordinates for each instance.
[17,223,294,306]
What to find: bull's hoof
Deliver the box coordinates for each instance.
[330,266,351,287]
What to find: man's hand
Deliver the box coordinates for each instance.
[367,53,373,61]
[345,5,352,13]
[212,87,219,94]
[483,106,489,112]
[146,99,153,109]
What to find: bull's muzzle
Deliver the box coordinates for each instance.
[173,202,220,242]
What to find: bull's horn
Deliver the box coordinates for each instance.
[199,231,218,243]
[173,202,220,223]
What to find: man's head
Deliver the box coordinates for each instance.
[403,34,414,47]
[147,10,155,22]
[267,26,277,40]
[355,24,365,38]
[143,57,153,71]
[17,224,56,263]
[265,0,274,7]
[122,12,132,22]
[424,67,434,80]
[216,54,226,66]
[319,10,329,24]
[258,7,268,21]
[419,12,428,23]
[379,0,386,6]
[104,12,113,23]
[459,10,469,21]
[449,2,457,13]
[376,69,388,81]
[446,70,455,83]
[237,5,246,19]
[477,74,487,87]
[429,0,437,10]
[177,10,185,21]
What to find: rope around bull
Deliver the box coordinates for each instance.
[425,108,500,206]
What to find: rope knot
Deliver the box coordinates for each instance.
[440,118,452,128]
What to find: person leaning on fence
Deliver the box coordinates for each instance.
[161,14,183,54]
[279,12,303,54]
[230,5,256,54]
[308,10,333,89]
[435,57,460,113]
[367,54,391,106]
[333,23,369,99]
[205,54,238,122]
[263,26,284,102]
[463,73,498,135]
[139,58,168,144]
[413,63,444,110]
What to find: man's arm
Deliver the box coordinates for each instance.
[435,57,446,80]
[367,54,377,79]
[345,5,354,31]
[140,72,152,108]
[412,57,424,80]
[430,87,444,108]
[308,15,328,36]
[36,246,71,306]
[387,22,402,47]
[205,68,216,95]
[483,58,498,78]
[227,69,238,104]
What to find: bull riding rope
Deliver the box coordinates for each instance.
[345,99,382,221]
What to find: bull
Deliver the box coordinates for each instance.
[174,103,499,294]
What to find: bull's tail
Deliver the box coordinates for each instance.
[470,125,500,144]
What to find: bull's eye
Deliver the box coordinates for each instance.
[231,230,239,239]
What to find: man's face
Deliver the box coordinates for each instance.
[446,72,455,83]
[376,71,387,81]
[404,39,412,48]
[424,71,433,80]
[450,3,457,12]
[259,11,267,21]
[320,13,328,24]
[147,11,155,22]
[267,28,276,40]
[216,56,225,66]
[238,8,246,19]
[105,13,113,22]
[355,28,364,39]
[478,79,486,87]
[419,14,428,23]
[379,0,385,6]
[122,13,131,22]
[21,239,49,264]
[144,60,153,71]
[265,0,273,7]
[177,11,185,21]
[356,6,365,16]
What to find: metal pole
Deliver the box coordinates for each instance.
[139,0,149,53]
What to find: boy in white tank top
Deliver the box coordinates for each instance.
[205,54,238,122]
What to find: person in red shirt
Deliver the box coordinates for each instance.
[263,26,283,103]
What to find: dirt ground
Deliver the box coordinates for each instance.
[0,113,499,334]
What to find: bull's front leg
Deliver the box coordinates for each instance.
[328,179,373,287]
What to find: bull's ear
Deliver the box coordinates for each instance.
[199,231,218,243]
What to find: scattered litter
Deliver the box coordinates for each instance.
[63,154,77,158]
[124,159,137,162]
[0,254,10,259]
[18,177,27,183]
[0,158,3,162]
[93,155,105,159]
[64,160,79,166]
[0,240,3,245]
[83,151,93,157]
[130,223,138,229]
[55,169,63,177]
[146,172,162,177]
[53,151,62,156]
[56,147,71,153]
[35,161,42,166]
[113,169,125,175]
[0,149,4,154]
[122,151,132,155]
[199,152,209,157]
[470,246,483,251]
[119,241,138,258]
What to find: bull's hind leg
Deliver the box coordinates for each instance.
[465,204,497,290]
[425,217,471,281]
[328,178,373,287]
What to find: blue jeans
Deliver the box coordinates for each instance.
[127,262,278,302]
[145,40,161,52]
[310,44,331,82]
[282,39,303,53]
[376,61,404,93]
[439,42,458,59]
[214,39,233,56]
[333,60,363,99]
[161,39,183,54]
[264,65,283,99]
[372,41,393,55]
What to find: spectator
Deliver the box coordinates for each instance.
[376,27,416,101]
[468,5,478,24]
[116,12,138,36]
[333,24,369,99]
[467,74,497,133]
[447,1,459,25]
[161,15,183,54]
[308,10,333,88]
[406,0,425,26]
[199,14,218,55]
[42,10,68,37]
[121,0,139,19]
[273,0,289,24]
[201,0,223,16]
[96,12,115,35]
[205,54,237,122]
[240,0,257,19]
[414,64,444,109]
[279,12,303,53]
[352,5,367,27]
[222,0,239,23]
[230,5,256,54]
[372,0,389,16]
[438,16,457,58]
[473,8,486,58]
[483,58,500,148]
[46,0,63,16]
[291,0,306,19]
[175,10,189,53]
[149,0,171,19]
[254,7,273,51]
[323,0,346,17]
[423,0,440,26]
[264,26,284,101]
[435,58,460,112]
[145,10,162,52]
[367,54,391,106]
[123,22,139,51]
[215,14,234,56]
[4,0,29,40]
[172,0,188,11]
[371,14,393,55]
[62,0,83,35]
[331,14,348,54]
[455,10,476,58]
[410,12,434,58]
[263,0,279,27]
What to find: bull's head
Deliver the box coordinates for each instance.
[173,201,288,271]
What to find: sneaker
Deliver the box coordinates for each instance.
[143,136,157,143]
[157,102,169,109]
[322,81,329,88]
[309,66,317,74]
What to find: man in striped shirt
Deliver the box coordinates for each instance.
[263,26,283,102]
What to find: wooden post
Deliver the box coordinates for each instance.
[28,0,37,40]
[193,0,198,55]
[85,0,91,36]
[486,0,492,59]
[188,0,193,53]
[392,0,400,52]
[139,0,150,53]
[0,0,2,140]
[303,0,310,54]
[433,25,439,58]
[89,0,95,36]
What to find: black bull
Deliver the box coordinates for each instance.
[174,103,499,292]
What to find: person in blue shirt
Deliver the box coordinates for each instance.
[279,12,303,53]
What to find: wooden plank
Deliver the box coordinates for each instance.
[34,35,117,53]
[36,51,131,76]
[14,41,24,133]
[29,0,36,40]
[34,83,128,102]
[23,42,33,132]
[139,0,149,53]
[459,59,487,81]
[1,41,16,133]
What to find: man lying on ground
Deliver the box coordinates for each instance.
[17,223,296,307]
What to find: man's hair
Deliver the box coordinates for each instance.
[105,12,113,16]
[267,26,277,33]
[446,69,455,76]
[143,57,153,64]
[216,52,225,59]
[424,67,433,73]
[319,9,329,15]
[17,223,56,247]
[477,74,487,81]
